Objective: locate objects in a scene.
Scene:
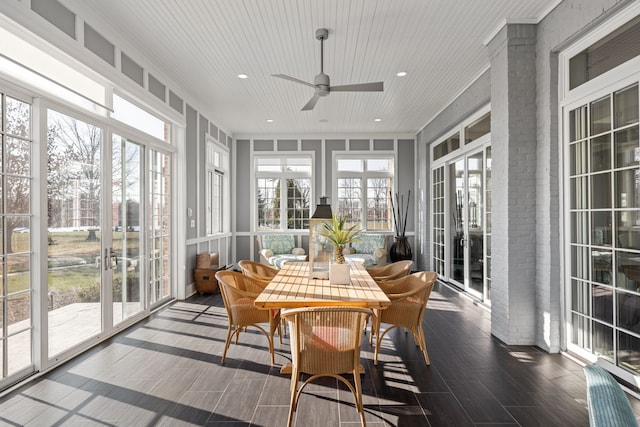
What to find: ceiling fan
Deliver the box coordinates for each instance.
[272,28,384,111]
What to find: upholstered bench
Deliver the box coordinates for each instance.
[257,233,306,268]
[344,233,387,268]
[584,364,638,427]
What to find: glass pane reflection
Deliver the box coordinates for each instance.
[593,321,614,362]
[591,249,612,284]
[590,134,611,172]
[618,331,640,375]
[572,313,590,348]
[571,279,589,315]
[614,85,639,128]
[591,211,611,246]
[571,176,588,209]
[591,96,611,136]
[591,173,611,209]
[616,212,640,250]
[616,251,640,291]
[615,169,640,209]
[618,291,640,334]
[593,285,613,323]
[614,126,639,168]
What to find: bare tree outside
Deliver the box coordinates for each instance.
[4,96,31,255]
[367,177,392,230]
[337,178,362,228]
[47,109,101,236]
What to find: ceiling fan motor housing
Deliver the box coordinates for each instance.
[314,73,330,96]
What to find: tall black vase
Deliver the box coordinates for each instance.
[390,236,412,262]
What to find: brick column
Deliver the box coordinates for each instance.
[487,24,538,344]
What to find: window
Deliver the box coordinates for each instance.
[569,14,640,90]
[206,139,228,234]
[255,156,312,230]
[335,155,394,230]
[464,112,491,144]
[567,83,640,375]
[433,133,460,161]
[111,94,169,142]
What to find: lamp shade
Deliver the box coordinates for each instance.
[309,197,333,278]
[311,197,333,219]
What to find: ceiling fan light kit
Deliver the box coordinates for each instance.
[273,28,384,111]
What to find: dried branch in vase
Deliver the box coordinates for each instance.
[390,190,410,237]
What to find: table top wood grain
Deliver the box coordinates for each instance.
[254,262,391,310]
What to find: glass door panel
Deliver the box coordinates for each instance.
[449,159,465,285]
[112,135,144,325]
[1,93,34,386]
[445,149,489,300]
[431,166,445,276]
[47,109,102,357]
[467,152,484,296]
[149,150,171,305]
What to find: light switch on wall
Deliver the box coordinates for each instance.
[187,208,193,217]
[190,219,195,228]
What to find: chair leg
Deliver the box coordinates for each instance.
[221,324,234,364]
[373,318,385,365]
[287,368,300,427]
[374,329,382,365]
[353,369,366,426]
[267,330,275,365]
[416,325,430,365]
[369,316,375,345]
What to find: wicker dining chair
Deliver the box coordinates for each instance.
[371,271,437,365]
[237,259,287,336]
[215,270,281,364]
[238,259,279,281]
[366,260,414,281]
[282,306,372,427]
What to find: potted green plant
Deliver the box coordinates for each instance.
[317,214,362,284]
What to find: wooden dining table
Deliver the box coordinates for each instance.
[254,261,391,310]
[254,261,390,374]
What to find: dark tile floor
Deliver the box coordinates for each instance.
[1,281,640,426]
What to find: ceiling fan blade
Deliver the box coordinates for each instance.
[301,94,320,111]
[330,82,384,92]
[272,74,316,89]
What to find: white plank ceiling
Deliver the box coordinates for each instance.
[62,0,560,137]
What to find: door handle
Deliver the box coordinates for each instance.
[109,248,118,268]
[103,248,109,271]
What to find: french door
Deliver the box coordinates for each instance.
[434,145,491,301]
[111,134,145,326]
[45,107,168,362]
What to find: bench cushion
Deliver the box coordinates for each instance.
[351,233,385,254]
[344,253,378,269]
[262,234,295,255]
[269,254,307,269]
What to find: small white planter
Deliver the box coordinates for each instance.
[329,263,350,285]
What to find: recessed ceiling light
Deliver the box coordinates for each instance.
[238,74,248,79]
[266,119,274,123]
[374,118,382,122]
[396,71,407,77]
